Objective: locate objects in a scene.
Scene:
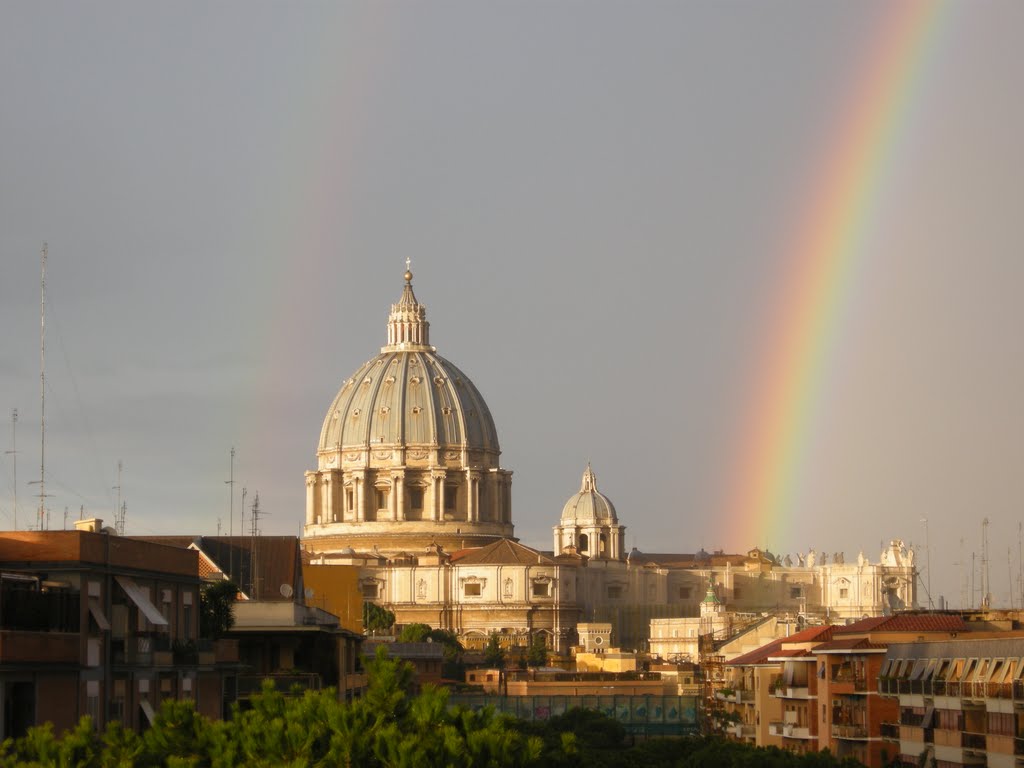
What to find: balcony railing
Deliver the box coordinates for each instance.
[963,732,986,750]
[832,724,869,739]
[0,590,79,632]
[236,673,322,697]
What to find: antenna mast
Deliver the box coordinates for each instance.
[113,460,124,535]
[226,447,235,537]
[981,518,991,609]
[5,409,17,530]
[39,243,47,530]
[249,491,263,600]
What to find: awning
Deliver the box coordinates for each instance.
[115,576,168,626]
[88,600,110,630]
[139,698,157,725]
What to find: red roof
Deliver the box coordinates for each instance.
[812,637,887,653]
[768,649,812,659]
[836,614,967,634]
[729,625,836,666]
[785,625,836,644]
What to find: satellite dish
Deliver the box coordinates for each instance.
[280,583,294,598]
[304,588,314,599]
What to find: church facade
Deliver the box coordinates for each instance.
[300,270,918,654]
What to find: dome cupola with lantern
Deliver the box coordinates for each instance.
[553,463,625,560]
[302,264,514,556]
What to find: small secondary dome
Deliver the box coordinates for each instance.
[561,464,617,522]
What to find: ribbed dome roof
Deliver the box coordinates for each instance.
[560,464,617,522]
[318,268,499,456]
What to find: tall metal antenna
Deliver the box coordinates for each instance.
[240,486,247,542]
[981,518,991,609]
[39,243,47,530]
[113,460,123,534]
[920,517,933,609]
[226,447,235,537]
[226,447,236,581]
[249,492,263,600]
[115,501,126,536]
[5,409,17,530]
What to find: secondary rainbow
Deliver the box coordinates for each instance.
[723,1,952,549]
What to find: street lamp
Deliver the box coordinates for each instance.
[920,518,933,609]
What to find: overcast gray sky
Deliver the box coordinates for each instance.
[1,1,1021,609]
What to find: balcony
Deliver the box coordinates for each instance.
[879,722,900,740]
[774,686,810,699]
[0,629,79,664]
[962,732,986,751]
[832,724,869,739]
[734,724,755,739]
[236,673,322,697]
[831,677,868,694]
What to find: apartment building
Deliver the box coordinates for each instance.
[720,625,835,750]
[0,525,233,738]
[718,614,973,766]
[878,635,1024,767]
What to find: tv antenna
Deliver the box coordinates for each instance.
[113,460,124,534]
[27,244,51,529]
[5,409,17,529]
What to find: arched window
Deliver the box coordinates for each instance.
[579,534,589,553]
[599,534,608,556]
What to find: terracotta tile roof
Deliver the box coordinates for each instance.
[768,649,812,658]
[835,614,967,634]
[133,535,303,601]
[730,638,788,666]
[728,626,835,666]
[450,539,554,566]
[813,638,887,652]
[785,625,836,644]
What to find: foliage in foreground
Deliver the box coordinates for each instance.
[0,648,866,767]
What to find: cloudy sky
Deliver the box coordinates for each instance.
[1,1,1021,608]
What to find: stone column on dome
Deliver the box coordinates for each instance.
[489,472,499,523]
[504,477,512,523]
[437,477,446,521]
[354,474,365,522]
[465,470,476,522]
[305,472,317,525]
[321,475,332,524]
[394,473,405,521]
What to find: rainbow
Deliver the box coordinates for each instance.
[723,1,953,550]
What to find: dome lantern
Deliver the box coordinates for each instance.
[384,260,431,351]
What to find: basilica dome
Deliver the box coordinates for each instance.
[554,464,624,560]
[318,351,499,458]
[302,268,514,557]
[560,464,617,522]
